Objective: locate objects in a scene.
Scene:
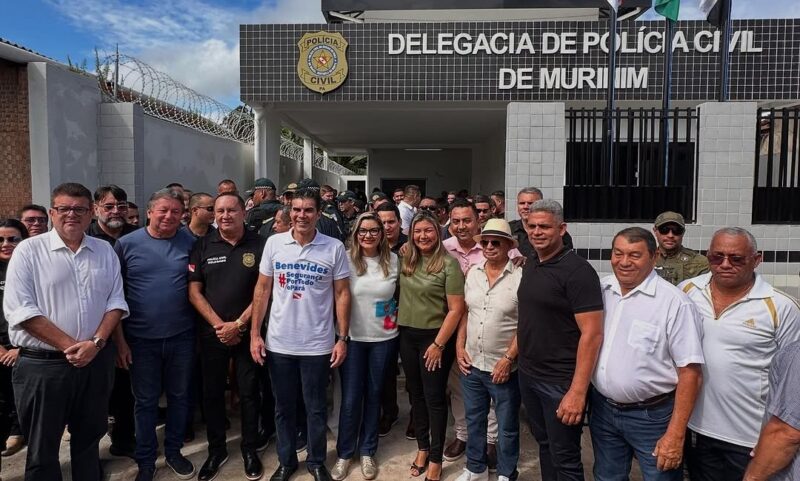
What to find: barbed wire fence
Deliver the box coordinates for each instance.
[95,52,355,175]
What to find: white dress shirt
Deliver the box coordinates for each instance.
[681,272,800,447]
[3,230,129,350]
[593,270,704,404]
[398,201,416,235]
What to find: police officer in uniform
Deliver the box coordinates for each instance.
[653,211,709,285]
[336,190,359,237]
[188,193,268,481]
[244,178,282,232]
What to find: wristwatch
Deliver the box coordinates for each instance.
[91,336,106,350]
[336,334,351,343]
[235,318,249,334]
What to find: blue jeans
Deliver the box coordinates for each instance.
[267,351,330,470]
[336,338,398,459]
[127,330,195,468]
[461,367,520,479]
[589,389,681,481]
[518,372,585,481]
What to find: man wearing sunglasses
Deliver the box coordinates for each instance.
[88,185,138,246]
[680,227,800,481]
[653,211,709,286]
[183,193,216,239]
[86,185,139,460]
[18,205,49,237]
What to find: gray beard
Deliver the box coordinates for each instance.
[105,219,125,229]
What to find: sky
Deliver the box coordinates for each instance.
[2,0,799,107]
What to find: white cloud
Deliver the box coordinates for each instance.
[47,0,324,104]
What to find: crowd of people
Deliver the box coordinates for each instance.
[0,177,799,481]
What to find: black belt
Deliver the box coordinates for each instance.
[19,348,66,360]
[605,391,675,410]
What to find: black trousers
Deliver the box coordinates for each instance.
[685,429,751,481]
[109,366,136,447]
[13,347,114,481]
[398,326,455,463]
[0,362,13,471]
[199,330,261,456]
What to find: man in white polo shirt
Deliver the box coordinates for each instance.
[250,188,351,481]
[591,227,704,481]
[680,227,800,481]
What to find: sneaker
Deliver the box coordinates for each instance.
[166,454,196,480]
[135,466,156,481]
[455,468,489,481]
[377,417,398,438]
[330,458,351,480]
[360,456,378,480]
[1,435,25,457]
[443,438,466,462]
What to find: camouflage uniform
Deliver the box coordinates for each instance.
[655,247,710,286]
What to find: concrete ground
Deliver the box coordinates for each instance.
[1,397,646,481]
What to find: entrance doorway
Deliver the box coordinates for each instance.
[380,178,427,197]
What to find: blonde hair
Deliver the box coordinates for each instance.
[402,211,446,276]
[348,213,392,277]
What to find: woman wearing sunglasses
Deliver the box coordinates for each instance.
[399,211,466,481]
[331,213,400,481]
[0,218,28,475]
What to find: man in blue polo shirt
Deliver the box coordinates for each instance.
[250,187,351,481]
[114,188,197,481]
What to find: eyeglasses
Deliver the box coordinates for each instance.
[419,206,437,212]
[479,239,503,248]
[100,202,128,211]
[0,236,22,244]
[707,253,750,267]
[357,228,382,237]
[476,208,491,214]
[52,206,91,216]
[657,225,685,236]
[22,216,48,224]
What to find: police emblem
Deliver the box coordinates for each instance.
[242,253,255,268]
[297,31,349,94]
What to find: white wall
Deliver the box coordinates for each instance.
[368,148,472,196]
[313,167,347,191]
[28,62,101,205]
[142,115,252,197]
[472,128,506,194]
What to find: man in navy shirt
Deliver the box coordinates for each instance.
[114,188,197,481]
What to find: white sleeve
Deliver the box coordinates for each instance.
[775,295,800,348]
[103,246,130,319]
[667,299,706,367]
[332,242,350,280]
[3,244,46,328]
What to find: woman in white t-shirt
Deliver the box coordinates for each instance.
[331,213,400,481]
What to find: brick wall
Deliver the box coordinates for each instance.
[0,59,31,218]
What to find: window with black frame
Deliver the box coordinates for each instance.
[563,108,699,223]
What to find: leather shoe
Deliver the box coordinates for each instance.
[198,453,228,481]
[487,443,497,472]
[443,438,466,462]
[244,452,264,480]
[270,464,297,481]
[309,466,333,481]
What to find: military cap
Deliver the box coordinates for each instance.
[654,211,685,228]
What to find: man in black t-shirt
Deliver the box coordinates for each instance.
[516,200,604,481]
[188,193,269,481]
